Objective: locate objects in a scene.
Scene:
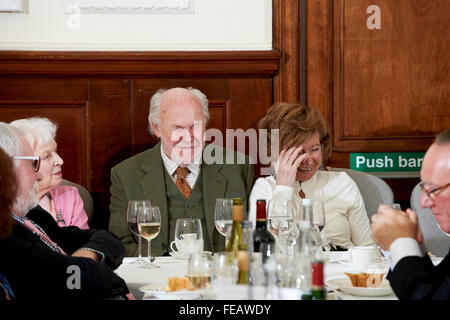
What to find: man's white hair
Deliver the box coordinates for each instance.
[148,87,210,135]
[0,122,39,216]
[0,122,22,157]
[10,117,58,152]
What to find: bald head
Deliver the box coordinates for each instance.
[148,87,209,135]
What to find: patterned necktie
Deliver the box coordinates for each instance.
[23,217,67,255]
[176,166,192,199]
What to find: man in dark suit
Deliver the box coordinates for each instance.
[0,122,130,299]
[372,128,450,300]
[109,87,255,256]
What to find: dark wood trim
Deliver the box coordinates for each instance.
[273,0,301,103]
[0,50,280,77]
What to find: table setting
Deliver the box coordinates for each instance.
[116,199,443,300]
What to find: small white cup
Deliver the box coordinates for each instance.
[349,246,380,265]
[170,233,204,257]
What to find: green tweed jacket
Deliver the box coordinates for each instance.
[108,142,255,256]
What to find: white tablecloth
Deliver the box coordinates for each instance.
[115,255,400,300]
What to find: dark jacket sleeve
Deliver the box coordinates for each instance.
[26,206,125,269]
[0,224,129,299]
[387,252,450,300]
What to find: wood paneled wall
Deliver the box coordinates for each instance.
[0,51,280,228]
[275,0,450,206]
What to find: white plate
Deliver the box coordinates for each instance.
[336,260,389,270]
[139,283,202,300]
[326,277,393,297]
[168,251,212,260]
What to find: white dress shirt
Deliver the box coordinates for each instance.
[160,146,200,189]
[387,238,424,270]
[249,170,376,249]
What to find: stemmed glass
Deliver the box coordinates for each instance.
[214,198,233,246]
[137,206,161,269]
[267,200,297,259]
[126,200,151,264]
[312,199,329,250]
[386,203,401,210]
[187,252,213,289]
[172,218,204,258]
[376,203,401,262]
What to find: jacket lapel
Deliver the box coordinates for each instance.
[202,162,227,248]
[139,143,170,247]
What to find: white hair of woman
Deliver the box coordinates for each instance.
[148,87,210,135]
[10,117,57,150]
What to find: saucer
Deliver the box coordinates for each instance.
[169,251,212,260]
[326,277,393,297]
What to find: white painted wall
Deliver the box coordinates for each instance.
[0,0,272,51]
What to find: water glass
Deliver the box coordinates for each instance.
[210,252,238,286]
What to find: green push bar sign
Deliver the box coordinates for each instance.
[350,152,425,172]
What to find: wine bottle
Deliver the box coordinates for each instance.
[311,260,326,300]
[297,198,314,299]
[253,200,275,261]
[225,198,244,256]
[237,250,250,285]
[299,198,326,300]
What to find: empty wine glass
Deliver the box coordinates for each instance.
[214,198,233,245]
[171,218,204,258]
[210,252,238,286]
[312,199,325,231]
[126,200,151,264]
[386,203,401,210]
[312,199,329,251]
[267,200,297,259]
[137,206,161,269]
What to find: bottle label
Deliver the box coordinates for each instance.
[311,262,324,287]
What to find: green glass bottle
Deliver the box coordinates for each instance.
[237,250,250,285]
[225,198,244,256]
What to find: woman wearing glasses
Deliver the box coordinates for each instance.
[10,117,89,229]
[249,103,375,250]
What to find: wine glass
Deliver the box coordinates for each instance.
[312,199,325,231]
[376,203,401,262]
[171,218,204,258]
[126,200,151,264]
[187,252,213,289]
[214,198,233,245]
[137,206,161,269]
[312,199,329,250]
[210,252,238,286]
[385,203,401,210]
[267,200,297,259]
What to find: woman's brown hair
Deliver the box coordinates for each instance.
[258,103,331,161]
[0,148,17,239]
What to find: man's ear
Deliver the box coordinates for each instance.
[152,122,161,138]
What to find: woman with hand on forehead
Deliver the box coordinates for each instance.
[249,103,374,250]
[10,117,89,229]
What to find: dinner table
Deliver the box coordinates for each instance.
[115,250,447,300]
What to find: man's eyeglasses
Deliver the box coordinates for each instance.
[13,156,41,172]
[419,181,450,200]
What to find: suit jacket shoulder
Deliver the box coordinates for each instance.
[0,222,129,299]
[388,251,450,300]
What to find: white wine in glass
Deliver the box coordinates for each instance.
[127,200,151,264]
[214,198,233,243]
[138,206,161,269]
